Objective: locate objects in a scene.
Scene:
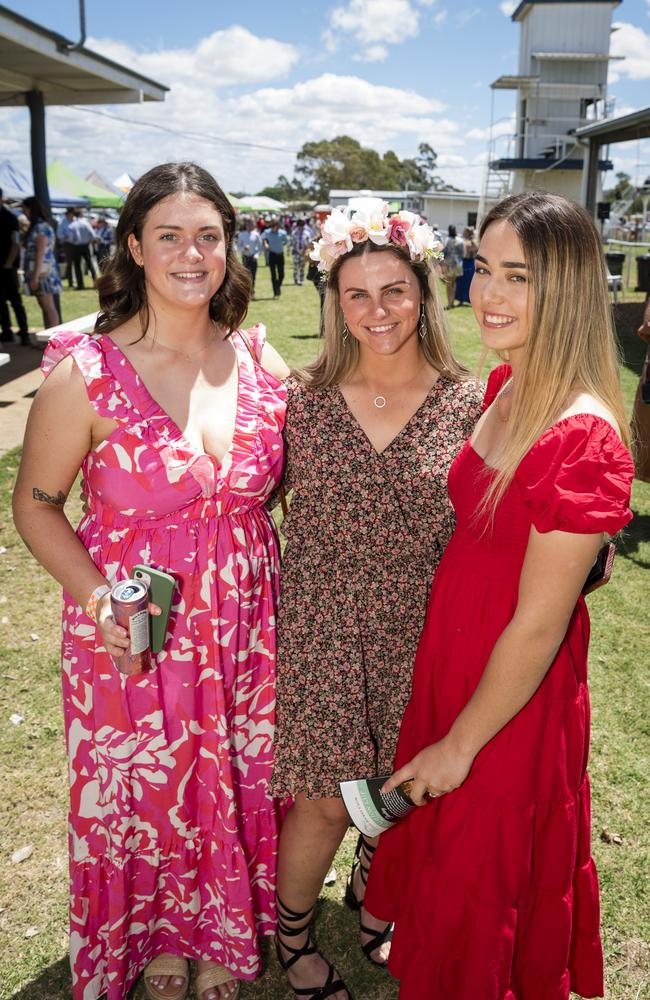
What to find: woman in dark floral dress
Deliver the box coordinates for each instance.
[270,200,483,1000]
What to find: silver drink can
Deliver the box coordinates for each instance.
[110,579,151,675]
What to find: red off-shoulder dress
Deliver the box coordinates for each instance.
[364,365,634,1000]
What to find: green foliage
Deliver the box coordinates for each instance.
[603,171,644,214]
[266,136,455,202]
[255,175,304,202]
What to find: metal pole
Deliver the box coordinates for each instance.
[26,89,51,220]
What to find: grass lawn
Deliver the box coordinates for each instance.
[0,261,648,999]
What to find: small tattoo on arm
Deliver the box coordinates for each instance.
[32,487,67,507]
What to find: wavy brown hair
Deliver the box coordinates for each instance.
[297,241,469,388]
[95,162,250,338]
[477,191,630,514]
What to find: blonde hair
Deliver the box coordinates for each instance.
[295,241,469,388]
[479,191,631,513]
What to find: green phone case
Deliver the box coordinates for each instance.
[131,565,176,654]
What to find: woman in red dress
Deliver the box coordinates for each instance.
[364,192,634,999]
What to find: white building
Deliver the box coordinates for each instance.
[483,0,621,216]
[328,189,480,233]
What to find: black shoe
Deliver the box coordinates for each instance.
[344,835,393,969]
[276,897,353,999]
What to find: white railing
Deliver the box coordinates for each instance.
[35,311,99,343]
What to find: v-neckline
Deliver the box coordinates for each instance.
[102,332,244,467]
[336,374,448,457]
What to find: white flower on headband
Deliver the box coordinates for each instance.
[310,198,443,272]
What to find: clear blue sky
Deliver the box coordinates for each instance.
[2,0,649,194]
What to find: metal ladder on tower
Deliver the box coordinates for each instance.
[477,162,512,226]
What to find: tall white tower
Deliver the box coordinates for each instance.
[482,0,622,215]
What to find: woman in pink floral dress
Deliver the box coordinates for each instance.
[13,163,288,1000]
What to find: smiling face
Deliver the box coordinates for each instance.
[337,249,423,358]
[128,191,227,312]
[470,219,533,365]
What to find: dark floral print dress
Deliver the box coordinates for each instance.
[271,373,483,798]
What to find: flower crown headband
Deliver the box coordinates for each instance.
[310,197,443,273]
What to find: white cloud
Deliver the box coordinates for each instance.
[500,1,517,15]
[433,10,448,26]
[354,44,388,61]
[87,25,299,88]
[324,0,422,60]
[609,21,650,81]
[466,116,516,142]
[1,63,462,196]
[457,7,481,27]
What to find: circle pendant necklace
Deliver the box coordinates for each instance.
[373,395,387,409]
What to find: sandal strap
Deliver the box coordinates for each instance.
[354,834,376,885]
[145,955,189,978]
[196,965,240,996]
[275,896,353,999]
[360,918,393,962]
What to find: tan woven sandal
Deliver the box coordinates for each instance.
[143,954,189,1000]
[195,964,240,1000]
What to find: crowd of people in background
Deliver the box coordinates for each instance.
[0,192,116,344]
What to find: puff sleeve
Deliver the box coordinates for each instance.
[516,415,634,535]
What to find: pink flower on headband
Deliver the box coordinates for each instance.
[310,199,443,272]
[387,217,408,247]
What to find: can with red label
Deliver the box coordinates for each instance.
[110,579,151,675]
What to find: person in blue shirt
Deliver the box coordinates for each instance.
[262,219,288,298]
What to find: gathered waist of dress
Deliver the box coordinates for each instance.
[444,529,528,573]
[282,536,439,573]
[84,495,269,529]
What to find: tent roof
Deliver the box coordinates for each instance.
[86,170,124,198]
[0,159,87,206]
[0,4,167,107]
[47,160,123,207]
[236,196,287,212]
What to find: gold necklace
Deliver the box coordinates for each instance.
[143,329,218,360]
[364,365,428,410]
[496,380,514,423]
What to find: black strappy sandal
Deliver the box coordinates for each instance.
[276,897,354,999]
[344,834,393,969]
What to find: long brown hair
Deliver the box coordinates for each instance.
[95,162,250,337]
[478,191,630,511]
[297,241,469,388]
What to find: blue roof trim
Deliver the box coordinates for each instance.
[490,157,613,171]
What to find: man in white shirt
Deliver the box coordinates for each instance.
[236,219,263,299]
[57,207,76,289]
[69,210,98,289]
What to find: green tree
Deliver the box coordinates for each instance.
[256,175,304,202]
[261,136,459,203]
[602,171,642,213]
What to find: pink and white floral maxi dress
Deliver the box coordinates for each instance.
[41,324,286,1000]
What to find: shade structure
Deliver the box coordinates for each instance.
[47,160,123,208]
[0,158,87,207]
[86,170,124,198]
[113,172,136,194]
[236,196,287,212]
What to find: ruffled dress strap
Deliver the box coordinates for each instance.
[41,331,132,424]
[235,322,267,364]
[516,414,634,535]
[482,363,512,412]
